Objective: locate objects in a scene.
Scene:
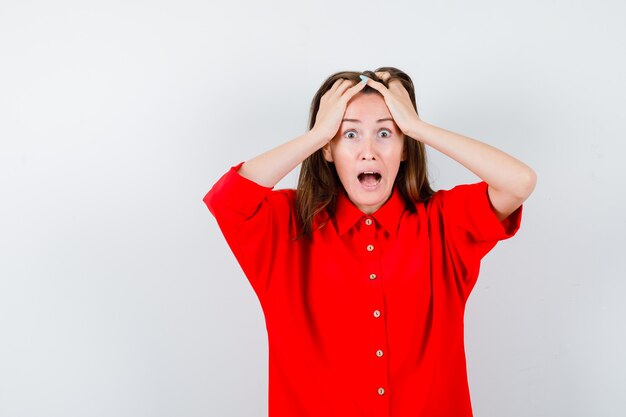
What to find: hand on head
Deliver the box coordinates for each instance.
[312,71,420,143]
[311,78,368,143]
[363,71,421,137]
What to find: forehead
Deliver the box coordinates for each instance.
[344,93,391,120]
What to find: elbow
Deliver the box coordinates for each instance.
[514,167,537,201]
[203,190,213,207]
[203,188,220,217]
[203,190,213,210]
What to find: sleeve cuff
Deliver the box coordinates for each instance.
[443,181,523,243]
[475,181,523,242]
[204,162,275,217]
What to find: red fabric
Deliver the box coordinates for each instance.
[204,162,522,417]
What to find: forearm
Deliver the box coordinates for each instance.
[238,129,328,188]
[408,120,536,200]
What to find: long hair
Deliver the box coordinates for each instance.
[296,67,434,238]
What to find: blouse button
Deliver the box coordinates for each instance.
[369,273,377,280]
[365,218,373,226]
[377,387,385,396]
[366,244,374,252]
[376,349,384,357]
[373,310,381,318]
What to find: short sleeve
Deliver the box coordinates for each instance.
[204,162,274,219]
[203,162,296,298]
[432,181,523,298]
[442,181,522,244]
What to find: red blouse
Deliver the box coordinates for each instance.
[204,162,522,417]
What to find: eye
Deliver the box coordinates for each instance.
[344,130,357,139]
[378,129,392,138]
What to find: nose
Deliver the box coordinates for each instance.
[359,137,377,161]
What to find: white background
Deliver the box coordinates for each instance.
[1,1,625,416]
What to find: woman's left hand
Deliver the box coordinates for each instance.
[363,71,421,137]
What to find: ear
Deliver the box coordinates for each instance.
[322,143,334,162]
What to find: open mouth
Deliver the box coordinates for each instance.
[357,171,382,187]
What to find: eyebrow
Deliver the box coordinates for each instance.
[342,118,394,123]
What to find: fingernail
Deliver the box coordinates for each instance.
[359,75,369,83]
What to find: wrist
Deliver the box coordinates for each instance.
[306,128,334,147]
[406,118,429,142]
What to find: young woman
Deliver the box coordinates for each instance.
[204,67,536,417]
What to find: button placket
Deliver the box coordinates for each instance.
[361,216,389,402]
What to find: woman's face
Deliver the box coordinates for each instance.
[323,92,405,214]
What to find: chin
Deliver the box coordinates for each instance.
[347,186,392,214]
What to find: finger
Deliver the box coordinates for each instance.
[342,77,368,100]
[322,79,349,102]
[375,71,391,82]
[327,78,346,94]
[375,71,404,91]
[335,78,356,96]
[362,76,390,98]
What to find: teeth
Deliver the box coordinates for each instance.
[357,171,382,186]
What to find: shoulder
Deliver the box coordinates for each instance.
[425,182,488,208]
[265,188,299,222]
[267,188,297,204]
[430,182,488,200]
[426,181,522,241]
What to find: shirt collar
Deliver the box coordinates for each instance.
[333,186,406,236]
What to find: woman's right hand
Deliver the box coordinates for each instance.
[311,78,368,143]
[236,77,367,188]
